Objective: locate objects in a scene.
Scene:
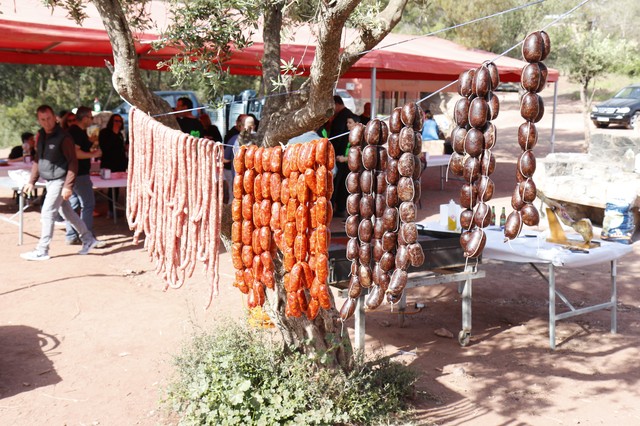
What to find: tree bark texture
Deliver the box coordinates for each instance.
[259,0,409,148]
[92,0,178,130]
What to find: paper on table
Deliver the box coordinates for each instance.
[439,204,448,227]
[8,169,31,186]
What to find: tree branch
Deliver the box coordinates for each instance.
[258,2,285,147]
[259,0,408,147]
[338,0,409,75]
[92,0,177,129]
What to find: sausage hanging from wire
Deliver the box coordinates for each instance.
[127,107,225,307]
[504,31,550,240]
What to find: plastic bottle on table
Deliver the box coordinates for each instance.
[447,199,457,231]
[22,142,31,164]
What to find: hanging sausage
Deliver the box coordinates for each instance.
[231,139,335,319]
[451,61,500,258]
[127,108,225,307]
[385,102,425,302]
[505,31,550,240]
[342,121,366,319]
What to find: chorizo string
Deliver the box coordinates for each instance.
[450,62,500,259]
[230,140,334,318]
[383,103,425,304]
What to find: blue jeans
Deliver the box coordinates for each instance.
[37,178,91,254]
[66,174,95,241]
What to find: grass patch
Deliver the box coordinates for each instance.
[163,321,419,425]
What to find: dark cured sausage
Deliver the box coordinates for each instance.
[505,32,549,240]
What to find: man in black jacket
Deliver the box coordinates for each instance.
[20,105,99,261]
[329,95,353,217]
[175,97,205,138]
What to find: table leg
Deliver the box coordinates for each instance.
[549,263,556,350]
[398,291,407,327]
[611,260,617,333]
[440,165,445,190]
[111,187,118,224]
[459,268,472,346]
[354,294,366,355]
[18,192,24,246]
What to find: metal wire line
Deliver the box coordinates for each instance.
[148,1,547,118]
[328,0,593,142]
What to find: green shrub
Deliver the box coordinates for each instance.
[164,322,418,425]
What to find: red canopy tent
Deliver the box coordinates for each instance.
[0,1,558,83]
[0,0,561,147]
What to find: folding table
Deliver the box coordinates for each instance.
[424,154,450,190]
[482,228,633,349]
[0,173,127,244]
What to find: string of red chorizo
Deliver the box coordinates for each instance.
[231,139,335,319]
[127,107,224,307]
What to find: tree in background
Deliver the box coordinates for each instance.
[414,0,562,55]
[548,0,638,149]
[0,60,260,149]
[0,65,114,146]
[400,0,640,150]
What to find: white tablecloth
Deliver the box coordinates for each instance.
[0,170,127,191]
[482,227,633,268]
[425,154,450,168]
[419,221,634,268]
[90,172,127,189]
[0,162,32,178]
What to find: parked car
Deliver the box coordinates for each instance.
[495,82,520,92]
[590,84,640,129]
[111,90,202,132]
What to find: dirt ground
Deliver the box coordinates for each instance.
[2,87,640,425]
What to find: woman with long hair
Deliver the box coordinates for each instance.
[60,111,77,130]
[199,113,223,142]
[98,114,128,217]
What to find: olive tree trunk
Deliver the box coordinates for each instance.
[92,0,178,130]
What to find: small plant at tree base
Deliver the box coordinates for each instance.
[163,322,418,425]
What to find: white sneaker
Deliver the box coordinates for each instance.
[21,250,50,261]
[78,238,99,255]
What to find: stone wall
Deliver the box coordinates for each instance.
[589,131,640,163]
[534,131,640,216]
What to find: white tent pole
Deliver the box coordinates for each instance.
[551,80,558,153]
[370,67,377,118]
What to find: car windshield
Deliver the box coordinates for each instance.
[614,87,640,99]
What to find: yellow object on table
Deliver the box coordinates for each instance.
[546,207,599,250]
